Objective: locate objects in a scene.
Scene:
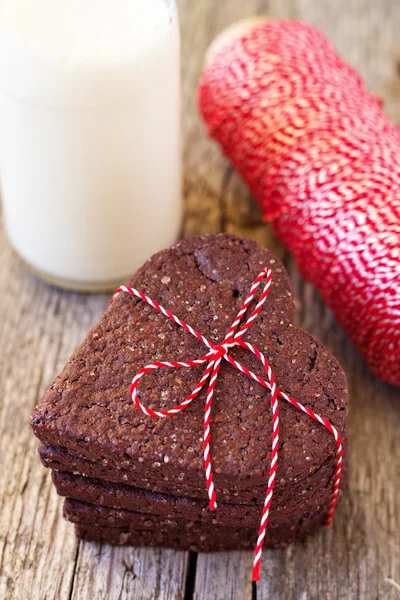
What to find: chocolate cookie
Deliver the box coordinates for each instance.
[31,234,348,544]
[55,472,343,529]
[43,441,344,507]
[75,511,326,552]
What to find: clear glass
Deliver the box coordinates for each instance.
[0,0,181,291]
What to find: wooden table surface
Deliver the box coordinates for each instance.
[1,1,399,599]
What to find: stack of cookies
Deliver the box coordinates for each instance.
[31,235,347,555]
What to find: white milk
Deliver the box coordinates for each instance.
[0,0,181,290]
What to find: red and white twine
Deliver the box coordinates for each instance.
[112,268,343,581]
[198,19,400,386]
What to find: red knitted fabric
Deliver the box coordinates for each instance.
[198,19,400,386]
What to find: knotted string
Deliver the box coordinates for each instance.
[111,267,343,581]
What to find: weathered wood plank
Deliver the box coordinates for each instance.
[70,545,188,600]
[180,0,278,254]
[0,224,105,600]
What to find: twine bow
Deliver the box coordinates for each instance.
[112,267,343,581]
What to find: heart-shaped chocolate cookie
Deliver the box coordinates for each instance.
[31,233,348,577]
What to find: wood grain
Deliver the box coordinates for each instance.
[69,545,188,600]
[0,0,399,598]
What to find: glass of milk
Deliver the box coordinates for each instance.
[0,0,181,291]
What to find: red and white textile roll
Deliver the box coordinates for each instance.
[198,19,400,386]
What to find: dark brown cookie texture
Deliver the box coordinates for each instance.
[54,471,344,530]
[42,441,344,507]
[74,510,327,552]
[31,233,348,551]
